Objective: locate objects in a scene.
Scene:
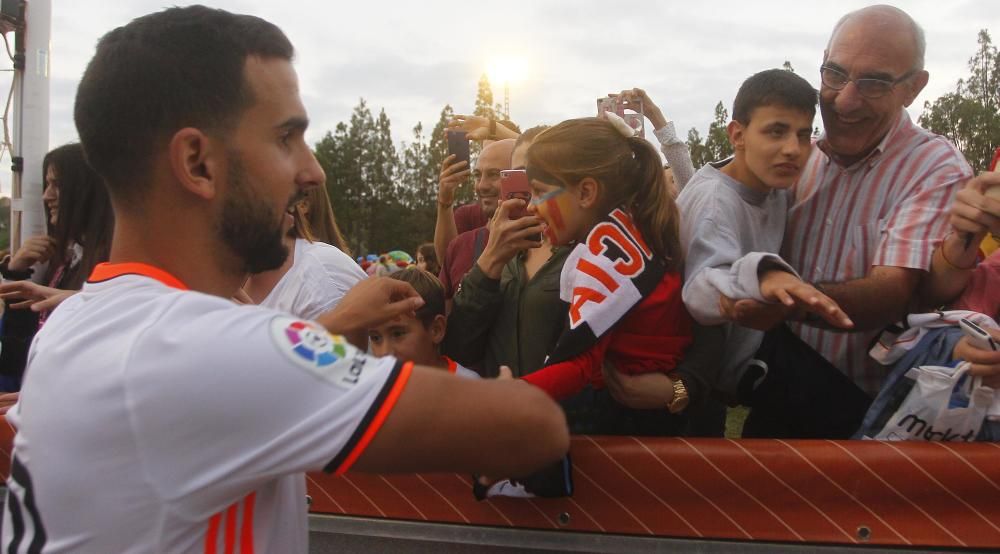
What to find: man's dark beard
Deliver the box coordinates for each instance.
[218,154,289,274]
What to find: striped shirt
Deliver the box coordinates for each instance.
[782,109,972,395]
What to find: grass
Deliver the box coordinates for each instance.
[725,406,750,439]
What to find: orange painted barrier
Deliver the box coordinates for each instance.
[2,421,998,548]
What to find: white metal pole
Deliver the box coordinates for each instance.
[10,0,50,253]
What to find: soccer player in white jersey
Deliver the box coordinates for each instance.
[1,6,568,552]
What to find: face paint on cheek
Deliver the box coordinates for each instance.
[532,188,571,243]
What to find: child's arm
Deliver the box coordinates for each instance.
[682,217,796,326]
[522,335,612,400]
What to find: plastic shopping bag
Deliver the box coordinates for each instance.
[863,363,994,441]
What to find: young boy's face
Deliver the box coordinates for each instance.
[368,314,444,367]
[733,104,814,190]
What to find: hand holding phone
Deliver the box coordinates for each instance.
[500,169,541,243]
[500,170,530,219]
[960,318,999,351]
[597,94,645,138]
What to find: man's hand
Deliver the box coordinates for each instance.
[759,270,854,329]
[0,281,77,312]
[602,361,675,410]
[612,88,668,131]
[8,235,56,273]
[476,199,544,279]
[316,277,424,336]
[719,295,793,331]
[950,171,1000,237]
[438,154,471,208]
[953,328,1000,388]
[447,114,518,141]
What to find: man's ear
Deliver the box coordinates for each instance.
[168,128,223,200]
[902,70,929,107]
[429,314,447,345]
[577,177,601,209]
[727,120,745,151]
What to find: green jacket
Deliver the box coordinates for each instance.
[444,247,570,378]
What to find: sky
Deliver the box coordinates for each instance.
[0,0,997,195]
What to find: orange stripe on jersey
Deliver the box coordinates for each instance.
[240,493,256,554]
[224,503,238,553]
[204,513,222,554]
[88,262,189,290]
[444,356,457,374]
[332,361,414,474]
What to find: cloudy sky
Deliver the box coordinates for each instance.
[0,0,996,194]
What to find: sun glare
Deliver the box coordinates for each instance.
[486,57,527,85]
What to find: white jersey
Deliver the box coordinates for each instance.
[2,263,410,553]
[260,238,366,320]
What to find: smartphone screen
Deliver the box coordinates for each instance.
[447,130,470,167]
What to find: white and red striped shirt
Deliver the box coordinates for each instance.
[782,109,972,394]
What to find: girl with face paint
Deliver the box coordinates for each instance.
[520,117,695,427]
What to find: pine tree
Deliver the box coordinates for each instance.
[471,74,496,160]
[685,127,708,168]
[473,73,496,121]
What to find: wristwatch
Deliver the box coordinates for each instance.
[666,372,690,414]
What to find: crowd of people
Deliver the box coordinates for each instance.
[0,3,997,551]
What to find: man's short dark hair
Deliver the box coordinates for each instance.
[389,269,446,327]
[74,5,294,204]
[732,69,817,125]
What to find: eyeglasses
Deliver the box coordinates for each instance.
[819,65,917,99]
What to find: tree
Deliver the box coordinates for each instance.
[919,29,1000,173]
[471,74,496,159]
[686,101,734,167]
[685,128,708,169]
[473,73,496,122]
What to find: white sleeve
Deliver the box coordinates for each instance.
[296,244,367,320]
[127,303,410,518]
[654,122,696,189]
[682,216,796,325]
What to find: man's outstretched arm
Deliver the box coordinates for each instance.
[353,368,570,476]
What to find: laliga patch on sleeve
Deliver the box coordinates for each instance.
[270,316,367,388]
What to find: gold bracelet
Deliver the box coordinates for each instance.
[939,241,976,271]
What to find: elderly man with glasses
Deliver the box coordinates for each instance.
[724,5,973,438]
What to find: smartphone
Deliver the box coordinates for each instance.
[500,169,541,242]
[500,170,531,219]
[596,95,645,138]
[959,318,998,351]
[446,129,470,167]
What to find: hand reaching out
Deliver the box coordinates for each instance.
[446,114,518,141]
[0,280,77,312]
[316,276,424,336]
[759,270,853,329]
